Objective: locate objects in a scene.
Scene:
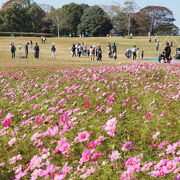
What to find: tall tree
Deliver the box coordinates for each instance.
[78,6,112,37]
[27,3,46,33]
[61,3,89,36]
[47,8,68,36]
[123,0,137,36]
[139,6,176,35]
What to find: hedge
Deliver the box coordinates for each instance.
[0,32,56,37]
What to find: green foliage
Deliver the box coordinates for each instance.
[0,32,55,37]
[78,6,112,37]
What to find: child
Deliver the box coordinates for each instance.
[141,51,144,60]
[113,51,117,60]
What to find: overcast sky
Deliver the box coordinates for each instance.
[0,0,179,28]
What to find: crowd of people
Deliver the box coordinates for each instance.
[9,36,178,63]
[10,38,57,59]
[71,43,103,61]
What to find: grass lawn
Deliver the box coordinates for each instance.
[0,36,179,180]
[0,36,180,71]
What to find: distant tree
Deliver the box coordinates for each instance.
[130,12,151,35]
[0,1,46,32]
[0,2,30,32]
[106,2,137,36]
[28,3,46,32]
[78,6,112,36]
[155,24,179,36]
[112,12,128,35]
[47,8,71,36]
[61,3,89,36]
[139,6,176,35]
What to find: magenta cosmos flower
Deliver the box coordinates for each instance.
[77,131,90,142]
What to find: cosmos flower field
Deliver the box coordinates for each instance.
[0,62,179,180]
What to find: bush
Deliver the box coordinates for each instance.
[0,32,55,37]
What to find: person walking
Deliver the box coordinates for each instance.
[107,43,112,58]
[132,45,137,60]
[10,43,16,58]
[164,42,171,62]
[18,43,21,51]
[155,41,159,51]
[71,44,76,57]
[97,45,102,61]
[51,43,56,59]
[112,43,117,54]
[141,51,144,60]
[34,43,40,59]
[24,42,29,58]
[30,40,33,49]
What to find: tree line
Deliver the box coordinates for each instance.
[0,0,179,36]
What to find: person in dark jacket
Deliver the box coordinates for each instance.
[24,42,29,58]
[10,43,16,58]
[164,42,171,62]
[51,43,56,59]
[97,45,102,61]
[34,43,40,59]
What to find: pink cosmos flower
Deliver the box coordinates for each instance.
[29,155,42,170]
[80,150,91,163]
[152,131,161,139]
[154,159,169,170]
[91,153,101,161]
[77,131,90,142]
[52,172,67,180]
[8,137,17,146]
[120,168,134,180]
[158,141,168,149]
[59,143,70,154]
[13,165,22,174]
[125,157,140,169]
[105,117,117,128]
[84,101,91,108]
[0,162,5,167]
[105,107,112,114]
[62,166,72,173]
[141,162,154,171]
[94,136,105,145]
[106,128,116,136]
[86,141,97,149]
[163,161,177,173]
[160,113,168,117]
[109,150,121,162]
[104,118,117,136]
[3,119,12,127]
[143,113,153,118]
[121,141,133,152]
[166,144,177,154]
[9,155,22,164]
[149,170,165,178]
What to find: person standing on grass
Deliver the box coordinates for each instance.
[132,45,137,60]
[10,43,16,58]
[164,42,171,62]
[97,45,102,61]
[155,41,159,51]
[24,42,29,58]
[51,43,56,59]
[141,51,144,60]
[30,40,33,49]
[18,43,21,51]
[112,43,117,54]
[71,44,76,57]
[34,43,40,59]
[107,43,112,58]
[41,36,43,44]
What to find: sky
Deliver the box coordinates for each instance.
[0,0,179,28]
